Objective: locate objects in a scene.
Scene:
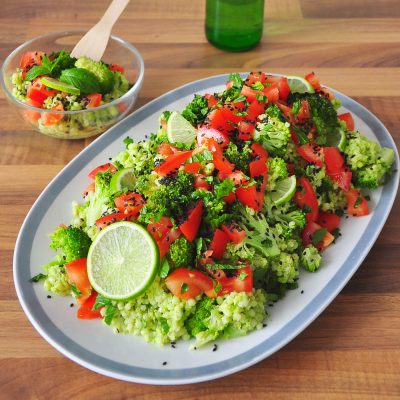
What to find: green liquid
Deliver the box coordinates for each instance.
[205,0,264,52]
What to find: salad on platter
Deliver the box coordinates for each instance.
[11,50,130,137]
[31,71,395,348]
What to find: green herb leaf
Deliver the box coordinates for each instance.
[159,258,170,279]
[181,283,189,294]
[292,126,309,145]
[238,272,248,281]
[213,279,222,294]
[311,228,327,245]
[256,93,268,102]
[291,100,302,116]
[354,191,363,209]
[195,237,206,261]
[30,273,47,283]
[228,73,243,89]
[123,136,134,148]
[159,317,170,334]
[104,304,116,325]
[92,293,116,325]
[214,179,235,199]
[49,50,76,78]
[70,283,82,297]
[60,68,101,94]
[251,81,264,90]
[233,95,246,103]
[205,263,243,270]
[24,66,50,81]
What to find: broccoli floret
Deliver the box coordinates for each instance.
[300,245,322,272]
[224,142,252,174]
[181,94,209,126]
[271,252,299,284]
[185,297,215,336]
[254,115,290,157]
[344,132,394,189]
[267,157,288,191]
[49,226,91,262]
[265,104,283,119]
[139,171,194,223]
[280,209,307,230]
[168,237,195,268]
[134,172,160,198]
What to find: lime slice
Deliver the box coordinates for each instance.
[167,111,197,145]
[110,168,136,192]
[326,128,347,151]
[287,76,315,94]
[87,221,159,300]
[40,77,80,95]
[270,175,297,206]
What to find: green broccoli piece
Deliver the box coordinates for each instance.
[181,94,209,126]
[224,142,252,174]
[49,226,91,262]
[265,104,283,119]
[267,157,289,191]
[185,297,215,337]
[254,116,290,157]
[344,132,394,189]
[280,209,307,230]
[271,252,299,284]
[139,171,194,223]
[300,245,322,272]
[168,237,195,268]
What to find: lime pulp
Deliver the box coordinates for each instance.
[40,77,80,95]
[287,76,315,94]
[270,175,297,206]
[110,168,136,192]
[87,221,159,300]
[167,111,197,145]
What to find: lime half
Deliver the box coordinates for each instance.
[110,168,136,192]
[287,76,315,94]
[87,221,159,300]
[270,175,297,206]
[326,128,347,151]
[167,111,197,145]
[40,77,80,95]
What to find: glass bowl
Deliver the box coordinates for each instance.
[0,30,144,139]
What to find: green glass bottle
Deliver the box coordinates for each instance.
[205,0,264,52]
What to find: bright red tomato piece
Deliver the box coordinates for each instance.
[210,228,230,259]
[77,291,102,319]
[154,150,193,176]
[226,171,249,186]
[294,177,319,222]
[245,72,266,86]
[338,112,355,131]
[165,268,213,299]
[305,72,321,90]
[329,169,352,192]
[147,216,181,258]
[86,93,102,108]
[184,162,202,174]
[222,222,246,244]
[251,143,269,160]
[297,144,324,167]
[95,213,132,229]
[24,98,42,122]
[263,84,280,103]
[323,147,344,172]
[194,175,211,190]
[237,120,255,139]
[209,108,241,132]
[207,138,235,174]
[223,191,236,204]
[302,221,335,251]
[41,103,64,126]
[197,126,230,148]
[246,100,265,121]
[218,264,253,295]
[179,201,203,242]
[157,142,179,156]
[114,192,145,216]
[88,163,117,179]
[20,51,44,70]
[65,258,92,305]
[205,93,218,108]
[346,189,369,217]
[241,85,261,103]
[109,64,125,73]
[236,183,265,212]
[317,211,341,232]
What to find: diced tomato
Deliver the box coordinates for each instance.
[41,103,64,126]
[209,107,241,133]
[237,121,255,140]
[205,93,218,108]
[154,150,193,176]
[147,216,181,258]
[317,211,341,232]
[346,189,369,217]
[226,171,249,186]
[323,147,344,172]
[305,72,321,90]
[277,101,293,122]
[223,191,236,204]
[297,143,324,167]
[83,182,95,197]
[20,51,44,70]
[27,79,57,103]
[95,213,132,229]
[295,100,310,122]
[302,221,335,251]
[222,222,246,244]
[184,162,202,174]
[210,229,230,259]
[86,93,102,108]
[198,249,215,267]
[165,268,213,299]
[277,77,290,101]
[241,85,261,103]
[249,158,268,178]
[24,98,42,123]
[197,126,230,148]
[77,291,102,319]
[179,201,203,242]
[207,138,235,174]
[230,100,246,111]
[294,177,319,222]
[251,142,268,161]
[236,183,265,212]
[65,258,91,305]
[329,169,352,192]
[109,63,124,73]
[194,175,211,190]
[218,264,253,295]
[290,128,299,145]
[114,192,145,216]
[263,84,280,103]
[157,142,179,156]
[246,100,265,121]
[338,112,355,131]
[245,72,266,86]
[88,163,117,179]
[319,87,335,101]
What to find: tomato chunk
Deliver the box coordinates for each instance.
[65,258,91,305]
[338,112,355,131]
[218,264,253,295]
[222,222,246,244]
[88,163,117,179]
[154,150,193,176]
[109,63,125,73]
[197,126,230,148]
[114,192,145,216]
[294,177,319,222]
[147,216,181,258]
[317,211,341,232]
[305,72,321,90]
[95,213,132,229]
[346,189,369,217]
[179,201,203,242]
[157,142,179,156]
[302,221,335,251]
[41,103,64,126]
[297,144,324,167]
[77,291,102,319]
[86,93,102,108]
[210,229,230,259]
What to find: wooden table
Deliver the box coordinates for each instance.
[1,0,399,398]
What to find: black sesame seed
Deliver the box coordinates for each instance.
[162,361,167,366]
[70,303,74,307]
[301,290,304,294]
[212,344,218,352]
[47,295,52,299]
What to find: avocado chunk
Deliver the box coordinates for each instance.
[75,57,114,94]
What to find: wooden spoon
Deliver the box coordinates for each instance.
[71,0,130,61]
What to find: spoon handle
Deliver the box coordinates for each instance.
[98,0,130,32]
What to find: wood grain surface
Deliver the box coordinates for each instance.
[1,0,399,398]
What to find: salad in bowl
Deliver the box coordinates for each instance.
[31,71,395,348]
